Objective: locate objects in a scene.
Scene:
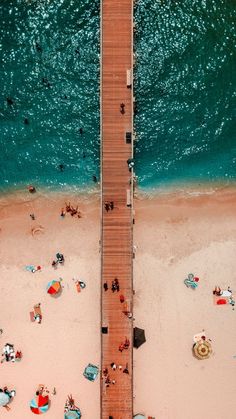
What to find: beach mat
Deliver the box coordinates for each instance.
[213,295,229,305]
[30,311,35,322]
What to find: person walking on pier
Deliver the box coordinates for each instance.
[120,103,125,114]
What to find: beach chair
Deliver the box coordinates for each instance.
[184,278,198,289]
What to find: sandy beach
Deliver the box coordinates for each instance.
[133,187,236,419]
[1,186,236,418]
[0,190,100,418]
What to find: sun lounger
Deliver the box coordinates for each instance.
[30,311,35,322]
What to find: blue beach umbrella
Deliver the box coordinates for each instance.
[65,410,81,419]
[0,392,10,406]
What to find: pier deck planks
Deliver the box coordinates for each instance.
[101,0,133,418]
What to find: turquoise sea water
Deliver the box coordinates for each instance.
[0,0,236,193]
[0,0,100,192]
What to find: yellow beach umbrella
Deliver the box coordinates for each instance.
[193,340,212,360]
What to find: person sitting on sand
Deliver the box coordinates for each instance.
[213,286,222,296]
[56,253,64,264]
[66,202,71,213]
[60,208,66,217]
[28,185,36,193]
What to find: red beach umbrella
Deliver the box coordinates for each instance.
[30,395,49,414]
[47,280,61,295]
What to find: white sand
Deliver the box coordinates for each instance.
[0,191,100,418]
[133,188,236,419]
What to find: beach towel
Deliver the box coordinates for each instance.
[213,295,229,305]
[25,265,36,273]
[30,311,35,322]
[76,282,81,293]
[184,278,198,289]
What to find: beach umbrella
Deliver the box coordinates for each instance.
[133,327,146,349]
[193,340,212,360]
[30,395,49,414]
[0,392,10,407]
[47,280,61,295]
[133,415,146,419]
[65,410,81,419]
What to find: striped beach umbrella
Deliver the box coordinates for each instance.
[193,340,212,360]
[30,395,49,414]
[47,280,61,295]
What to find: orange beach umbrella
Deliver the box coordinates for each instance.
[47,280,61,295]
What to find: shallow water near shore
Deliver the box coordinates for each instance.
[0,0,235,193]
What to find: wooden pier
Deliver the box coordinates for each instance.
[100,0,134,418]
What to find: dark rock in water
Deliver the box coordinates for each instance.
[7,97,14,105]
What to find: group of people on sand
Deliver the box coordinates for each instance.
[1,343,22,363]
[64,394,80,413]
[61,202,82,218]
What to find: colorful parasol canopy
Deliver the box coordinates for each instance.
[0,392,10,407]
[47,280,61,295]
[65,410,81,419]
[30,395,49,414]
[193,340,212,360]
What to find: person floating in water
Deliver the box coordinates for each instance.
[35,42,42,52]
[6,97,14,106]
[24,118,29,125]
[92,175,97,183]
[42,77,51,88]
[79,128,83,134]
[58,164,65,172]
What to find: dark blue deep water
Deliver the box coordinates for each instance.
[0,0,236,192]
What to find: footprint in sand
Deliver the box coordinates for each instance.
[31,225,44,237]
